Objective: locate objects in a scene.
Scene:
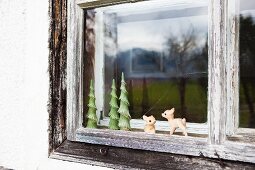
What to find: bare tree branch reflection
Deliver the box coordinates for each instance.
[165,26,198,118]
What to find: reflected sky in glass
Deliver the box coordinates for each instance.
[118,14,207,52]
[103,1,208,122]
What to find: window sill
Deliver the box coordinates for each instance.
[227,128,255,144]
[50,140,255,169]
[73,127,255,163]
[76,127,207,154]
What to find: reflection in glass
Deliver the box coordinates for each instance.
[102,2,208,123]
[239,0,255,128]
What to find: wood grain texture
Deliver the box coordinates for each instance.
[229,128,255,144]
[208,0,227,145]
[66,0,84,141]
[50,140,255,170]
[75,128,255,163]
[48,0,67,153]
[77,0,147,9]
[225,0,239,136]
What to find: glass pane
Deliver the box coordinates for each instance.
[102,1,208,123]
[239,0,255,128]
[83,1,208,126]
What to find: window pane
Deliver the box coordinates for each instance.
[102,1,208,123]
[83,1,208,125]
[239,0,255,128]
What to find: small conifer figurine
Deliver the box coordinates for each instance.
[86,80,98,128]
[108,79,119,130]
[118,73,131,130]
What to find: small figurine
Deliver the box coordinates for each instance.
[118,73,131,131]
[162,108,188,136]
[108,79,119,130]
[143,115,156,134]
[86,80,98,128]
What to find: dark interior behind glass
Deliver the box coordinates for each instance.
[239,0,255,128]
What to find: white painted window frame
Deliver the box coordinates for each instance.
[67,0,255,163]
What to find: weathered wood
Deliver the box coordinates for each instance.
[75,128,255,163]
[229,128,255,144]
[66,0,84,141]
[76,128,208,157]
[237,128,255,135]
[208,0,227,145]
[226,0,240,136]
[50,140,255,170]
[48,0,67,153]
[77,0,147,9]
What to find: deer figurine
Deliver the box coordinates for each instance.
[162,108,188,136]
[143,115,156,134]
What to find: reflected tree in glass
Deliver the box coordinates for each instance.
[164,27,206,119]
[103,4,208,123]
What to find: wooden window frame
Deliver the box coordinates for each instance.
[49,0,255,168]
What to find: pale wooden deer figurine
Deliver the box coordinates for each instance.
[162,108,188,136]
[143,115,156,134]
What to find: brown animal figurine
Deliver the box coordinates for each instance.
[143,115,156,134]
[162,108,188,136]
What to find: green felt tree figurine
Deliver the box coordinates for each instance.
[108,79,119,130]
[86,80,98,128]
[118,73,131,130]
